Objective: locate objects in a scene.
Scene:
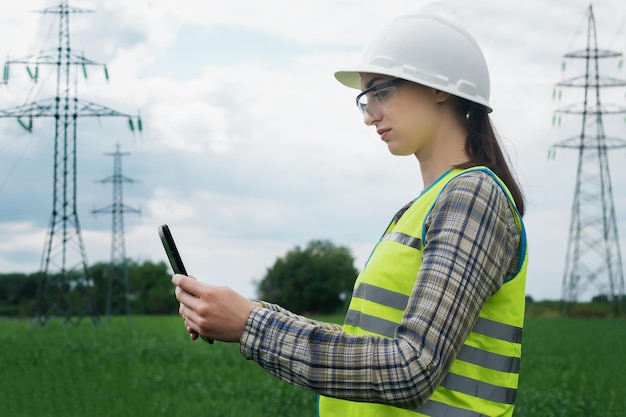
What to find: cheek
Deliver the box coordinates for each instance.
[397,92,439,129]
[399,107,439,143]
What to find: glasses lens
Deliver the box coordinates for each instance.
[356,94,368,113]
[355,80,399,117]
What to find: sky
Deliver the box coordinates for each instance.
[1,0,626,302]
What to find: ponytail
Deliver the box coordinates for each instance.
[454,100,526,216]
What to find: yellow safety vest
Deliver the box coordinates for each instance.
[318,167,528,417]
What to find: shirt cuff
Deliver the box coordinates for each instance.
[240,306,274,361]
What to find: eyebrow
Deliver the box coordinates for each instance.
[365,76,388,89]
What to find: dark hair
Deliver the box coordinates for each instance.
[453,100,526,216]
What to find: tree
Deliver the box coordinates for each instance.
[257,240,358,315]
[90,260,178,315]
[0,273,38,317]
[591,294,609,304]
[127,260,179,314]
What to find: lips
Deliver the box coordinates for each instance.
[377,128,391,141]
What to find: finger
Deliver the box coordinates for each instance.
[180,302,201,342]
[179,300,199,325]
[183,312,200,334]
[172,274,203,296]
[184,319,199,340]
[175,286,200,308]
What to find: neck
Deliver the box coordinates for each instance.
[417,118,469,189]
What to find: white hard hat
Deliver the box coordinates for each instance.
[335,12,492,112]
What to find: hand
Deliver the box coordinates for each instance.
[172,274,260,343]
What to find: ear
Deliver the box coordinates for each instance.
[433,89,451,104]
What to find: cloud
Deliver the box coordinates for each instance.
[1,0,626,303]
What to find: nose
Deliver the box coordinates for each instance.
[363,109,378,126]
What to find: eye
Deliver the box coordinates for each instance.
[373,87,392,101]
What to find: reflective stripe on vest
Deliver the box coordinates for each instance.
[381,231,422,250]
[415,400,486,417]
[439,373,517,404]
[344,309,398,338]
[317,167,528,417]
[472,317,523,344]
[352,282,409,310]
[346,309,522,374]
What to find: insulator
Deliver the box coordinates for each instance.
[137,117,143,132]
[619,59,623,70]
[104,65,109,81]
[26,66,39,81]
[17,116,33,132]
[128,118,134,131]
[3,64,8,82]
[82,64,88,79]
[562,62,566,72]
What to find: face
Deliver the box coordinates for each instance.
[358,73,444,157]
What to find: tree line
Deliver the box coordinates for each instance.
[3,239,624,319]
[0,240,360,318]
[0,260,179,318]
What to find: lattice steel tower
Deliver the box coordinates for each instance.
[93,143,140,321]
[0,2,141,324]
[551,5,626,314]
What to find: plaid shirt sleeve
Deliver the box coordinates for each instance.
[240,171,522,409]
[256,301,344,331]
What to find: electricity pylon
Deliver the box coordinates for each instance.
[0,1,141,325]
[550,5,626,315]
[93,143,140,321]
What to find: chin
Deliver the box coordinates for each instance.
[387,145,414,157]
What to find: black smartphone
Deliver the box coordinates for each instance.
[158,224,214,344]
[158,224,187,275]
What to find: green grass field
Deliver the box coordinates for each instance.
[1,316,624,417]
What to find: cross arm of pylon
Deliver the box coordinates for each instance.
[76,100,142,132]
[564,48,622,60]
[36,4,94,15]
[557,75,626,89]
[91,204,140,215]
[75,100,132,117]
[0,98,133,119]
[0,99,56,118]
[0,98,142,133]
[555,103,626,115]
[552,135,626,149]
[5,50,105,68]
[95,175,139,184]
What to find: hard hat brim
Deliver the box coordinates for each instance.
[335,67,493,113]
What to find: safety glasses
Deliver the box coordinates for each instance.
[355,78,405,118]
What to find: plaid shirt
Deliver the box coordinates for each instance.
[240,171,522,410]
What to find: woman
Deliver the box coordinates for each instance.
[173,11,528,417]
